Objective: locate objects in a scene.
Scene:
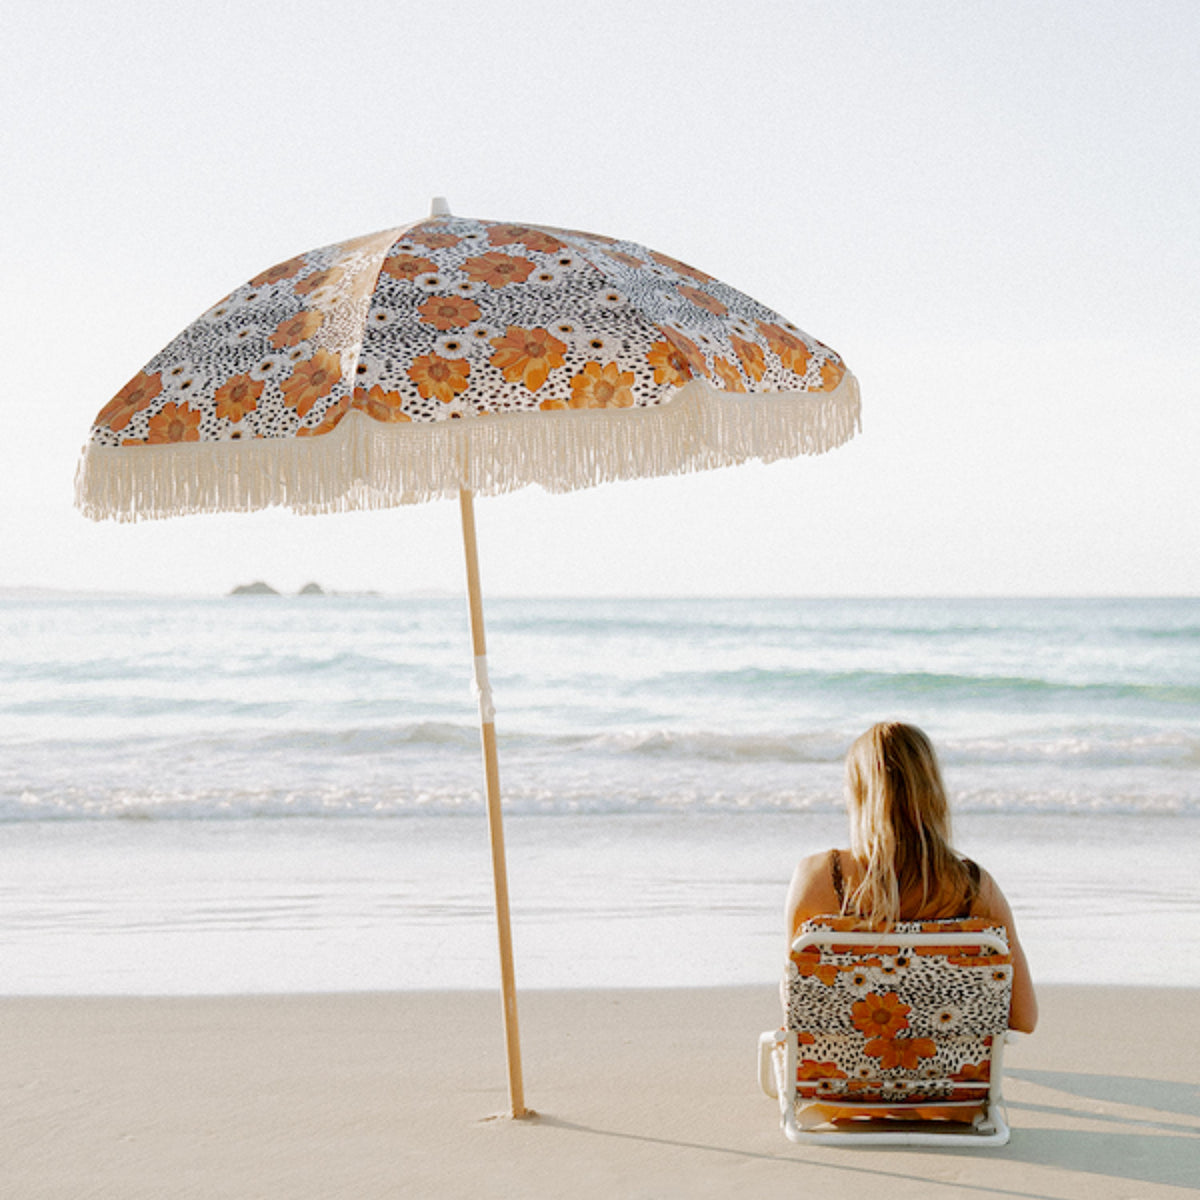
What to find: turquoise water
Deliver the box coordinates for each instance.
[3,595,1197,819]
[1,594,1197,992]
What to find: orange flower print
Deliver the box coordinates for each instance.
[463,250,537,288]
[489,326,566,392]
[296,396,350,437]
[793,954,840,987]
[270,309,324,348]
[851,992,911,1040]
[712,357,745,393]
[353,384,412,423]
[486,224,565,254]
[731,335,766,381]
[411,229,460,250]
[144,402,202,444]
[408,354,471,403]
[759,321,811,374]
[293,266,344,296]
[418,295,483,330]
[249,255,305,288]
[539,397,568,410]
[281,349,342,417]
[679,284,728,317]
[865,1037,937,1071]
[797,1060,848,1081]
[569,361,636,409]
[520,229,567,254]
[98,370,162,431]
[948,952,996,968]
[928,918,989,933]
[645,339,693,387]
[649,250,714,283]
[381,254,436,283]
[213,373,264,422]
[817,357,846,391]
[661,327,709,374]
[951,1061,992,1083]
[605,249,645,269]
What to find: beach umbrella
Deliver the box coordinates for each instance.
[75,199,861,1117]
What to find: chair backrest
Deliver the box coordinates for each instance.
[785,916,1012,1107]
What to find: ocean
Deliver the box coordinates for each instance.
[2,593,1197,994]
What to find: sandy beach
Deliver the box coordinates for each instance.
[3,984,1196,1199]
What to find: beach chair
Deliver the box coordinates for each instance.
[758,916,1014,1146]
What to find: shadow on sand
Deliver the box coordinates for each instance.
[531,1066,1199,1195]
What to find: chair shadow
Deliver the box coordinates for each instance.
[1008,1068,1200,1119]
[980,1127,1200,1189]
[938,1068,1200,1189]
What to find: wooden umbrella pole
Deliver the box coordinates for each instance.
[458,487,529,1119]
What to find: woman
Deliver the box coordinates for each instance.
[785,721,1037,1032]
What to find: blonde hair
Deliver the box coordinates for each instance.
[843,722,971,926]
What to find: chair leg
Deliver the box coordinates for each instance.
[769,1032,801,1140]
[973,1102,1011,1146]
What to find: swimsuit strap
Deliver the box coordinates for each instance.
[830,848,845,910]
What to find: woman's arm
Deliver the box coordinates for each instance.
[975,869,1038,1033]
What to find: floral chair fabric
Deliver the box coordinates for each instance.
[783,917,1012,1112]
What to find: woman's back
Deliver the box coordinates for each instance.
[829,848,979,920]
[783,722,1038,1032]
[784,845,1037,1031]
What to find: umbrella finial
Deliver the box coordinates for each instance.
[430,196,451,217]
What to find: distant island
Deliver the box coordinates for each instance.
[229,581,279,596]
[228,581,326,596]
[224,583,388,597]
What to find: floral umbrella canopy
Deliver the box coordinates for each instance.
[76,201,861,1116]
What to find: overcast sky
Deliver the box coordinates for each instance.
[3,0,1197,597]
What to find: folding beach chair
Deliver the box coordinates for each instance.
[758,916,1014,1146]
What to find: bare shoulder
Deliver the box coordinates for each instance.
[792,849,834,884]
[970,864,1016,923]
[785,848,842,939]
[788,848,837,900]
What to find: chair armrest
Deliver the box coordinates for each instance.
[758,1030,787,1098]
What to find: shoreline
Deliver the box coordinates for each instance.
[4,985,1197,1198]
[6,811,1199,996]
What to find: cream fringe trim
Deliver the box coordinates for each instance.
[75,375,861,522]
